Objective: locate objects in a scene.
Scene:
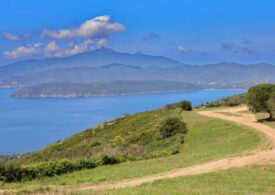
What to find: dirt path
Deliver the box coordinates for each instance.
[2,106,275,193]
[63,106,275,191]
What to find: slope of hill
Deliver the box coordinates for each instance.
[11,80,201,98]
[19,108,185,163]
[2,105,263,193]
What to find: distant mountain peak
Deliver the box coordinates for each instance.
[100,63,142,69]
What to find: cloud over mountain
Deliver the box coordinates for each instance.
[2,15,125,59]
[41,15,125,39]
[3,43,42,59]
[3,38,109,59]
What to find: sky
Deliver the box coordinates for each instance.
[0,0,275,65]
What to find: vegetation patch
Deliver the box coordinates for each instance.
[100,165,275,195]
[247,83,275,119]
[1,110,263,191]
[0,156,121,183]
[196,93,247,108]
[1,104,192,182]
[159,117,187,139]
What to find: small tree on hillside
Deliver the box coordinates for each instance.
[267,93,275,120]
[247,84,275,119]
[180,100,192,111]
[160,117,187,139]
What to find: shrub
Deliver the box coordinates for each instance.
[0,162,23,182]
[180,100,192,111]
[267,92,275,119]
[101,155,120,165]
[159,117,187,139]
[0,158,101,183]
[247,84,275,119]
[76,160,96,169]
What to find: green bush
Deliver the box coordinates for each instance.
[101,155,120,165]
[0,155,124,183]
[33,160,75,177]
[159,117,188,139]
[247,84,275,119]
[180,100,192,111]
[0,157,113,183]
[76,159,96,169]
[165,100,192,111]
[0,162,24,182]
[267,92,275,119]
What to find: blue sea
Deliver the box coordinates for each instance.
[0,89,245,154]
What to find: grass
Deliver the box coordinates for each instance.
[19,108,185,163]
[97,165,275,195]
[1,110,264,193]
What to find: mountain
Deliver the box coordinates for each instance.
[11,80,201,98]
[0,48,185,80]
[2,62,275,89]
[1,49,275,90]
[1,63,160,87]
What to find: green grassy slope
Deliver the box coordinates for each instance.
[20,108,184,163]
[100,165,275,195]
[3,110,264,193]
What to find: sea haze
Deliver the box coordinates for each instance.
[0,88,245,155]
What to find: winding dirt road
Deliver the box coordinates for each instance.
[67,106,275,191]
[1,106,275,194]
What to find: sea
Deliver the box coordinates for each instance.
[0,88,245,154]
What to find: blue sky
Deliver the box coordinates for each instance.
[0,0,275,65]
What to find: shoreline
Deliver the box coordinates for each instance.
[10,88,247,99]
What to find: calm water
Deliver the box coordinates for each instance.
[0,89,245,154]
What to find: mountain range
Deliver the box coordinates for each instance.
[1,48,275,96]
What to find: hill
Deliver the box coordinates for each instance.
[2,104,263,193]
[11,80,201,98]
[18,108,185,163]
[0,64,159,87]
[0,48,185,81]
[1,61,275,89]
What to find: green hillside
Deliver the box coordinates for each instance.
[2,107,263,193]
[101,165,275,195]
[19,108,185,163]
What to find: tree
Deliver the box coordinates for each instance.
[267,92,275,120]
[159,117,187,138]
[247,84,275,119]
[180,100,192,111]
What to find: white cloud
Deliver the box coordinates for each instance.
[2,32,20,41]
[64,38,109,55]
[44,41,62,56]
[176,45,188,54]
[2,15,124,59]
[3,38,109,59]
[41,15,125,39]
[3,43,42,59]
